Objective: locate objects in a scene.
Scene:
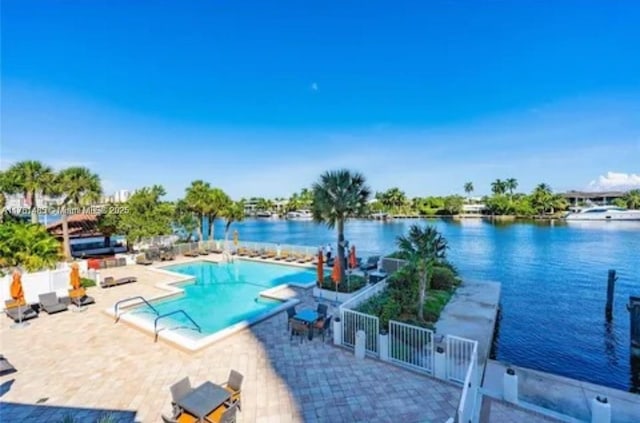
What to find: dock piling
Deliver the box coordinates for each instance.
[627,296,640,358]
[605,270,617,320]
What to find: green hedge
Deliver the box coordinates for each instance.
[319,274,366,293]
[80,277,96,288]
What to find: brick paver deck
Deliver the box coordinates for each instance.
[0,259,460,422]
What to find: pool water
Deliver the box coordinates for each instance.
[132,260,316,336]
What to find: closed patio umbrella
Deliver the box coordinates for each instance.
[348,245,357,291]
[317,250,324,300]
[10,270,28,328]
[69,263,86,312]
[332,256,341,303]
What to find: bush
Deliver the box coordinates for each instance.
[431,265,460,291]
[422,289,453,322]
[319,274,366,293]
[80,277,96,288]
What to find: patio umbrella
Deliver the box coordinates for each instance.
[332,256,341,303]
[348,245,357,291]
[70,263,81,290]
[10,270,27,328]
[317,250,324,300]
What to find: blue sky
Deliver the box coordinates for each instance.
[1,1,639,199]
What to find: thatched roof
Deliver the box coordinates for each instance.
[46,214,102,239]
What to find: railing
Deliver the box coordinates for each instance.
[388,320,435,374]
[446,335,478,383]
[113,296,158,322]
[341,308,379,355]
[456,341,479,423]
[339,279,389,311]
[153,310,202,342]
[380,257,407,274]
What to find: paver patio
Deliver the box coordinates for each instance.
[0,259,461,422]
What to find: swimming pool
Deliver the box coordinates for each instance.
[123,260,316,349]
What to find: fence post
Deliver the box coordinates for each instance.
[333,317,342,346]
[379,330,389,361]
[355,330,366,359]
[591,396,611,423]
[503,368,518,404]
[434,343,447,380]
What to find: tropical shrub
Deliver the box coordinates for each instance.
[320,274,366,293]
[431,265,460,291]
[0,222,61,272]
[81,277,96,288]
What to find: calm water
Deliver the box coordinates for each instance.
[134,260,316,335]
[205,218,640,392]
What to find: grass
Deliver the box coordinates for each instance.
[318,274,367,293]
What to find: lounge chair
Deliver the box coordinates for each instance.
[285,254,298,262]
[206,401,239,423]
[274,251,287,261]
[0,354,17,376]
[100,276,137,288]
[183,250,199,258]
[359,256,380,272]
[38,292,68,314]
[136,254,153,265]
[221,370,243,411]
[68,288,95,307]
[4,300,38,322]
[160,250,175,261]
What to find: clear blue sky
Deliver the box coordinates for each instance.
[2,1,639,199]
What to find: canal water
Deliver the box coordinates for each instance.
[205,217,640,392]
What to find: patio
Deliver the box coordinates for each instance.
[0,262,461,422]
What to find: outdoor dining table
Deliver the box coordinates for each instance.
[176,381,231,422]
[293,309,321,340]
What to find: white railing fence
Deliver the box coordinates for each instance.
[455,340,479,423]
[341,308,379,355]
[446,335,478,383]
[388,320,435,374]
[339,279,389,311]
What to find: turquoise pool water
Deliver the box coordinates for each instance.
[133,260,316,336]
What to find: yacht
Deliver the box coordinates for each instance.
[286,209,313,220]
[565,205,640,221]
[255,211,273,218]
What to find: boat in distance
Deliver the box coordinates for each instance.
[565,205,640,221]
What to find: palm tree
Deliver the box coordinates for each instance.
[223,201,245,250]
[205,188,231,240]
[3,160,56,223]
[505,178,518,197]
[185,180,211,242]
[97,204,121,247]
[56,167,102,258]
[531,183,554,215]
[0,222,62,272]
[463,182,474,202]
[174,199,198,242]
[491,179,506,196]
[395,225,447,321]
[312,170,371,283]
[619,189,640,209]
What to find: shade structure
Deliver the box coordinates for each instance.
[10,271,25,306]
[332,256,341,284]
[349,245,357,269]
[316,251,324,286]
[233,230,239,246]
[70,263,81,290]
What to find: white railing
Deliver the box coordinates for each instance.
[339,279,389,311]
[341,308,379,355]
[446,335,478,383]
[388,320,435,374]
[456,340,479,423]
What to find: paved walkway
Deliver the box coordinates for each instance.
[1,260,460,422]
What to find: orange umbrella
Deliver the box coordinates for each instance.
[10,270,25,306]
[332,256,341,284]
[70,263,81,290]
[349,245,357,269]
[316,250,324,286]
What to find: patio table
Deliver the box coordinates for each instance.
[176,381,231,422]
[293,309,320,340]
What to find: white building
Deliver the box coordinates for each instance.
[114,189,130,203]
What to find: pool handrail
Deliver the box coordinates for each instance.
[154,309,202,342]
[114,296,159,323]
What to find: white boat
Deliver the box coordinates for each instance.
[286,209,313,220]
[255,211,273,218]
[565,206,640,221]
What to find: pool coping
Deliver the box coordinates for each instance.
[102,258,316,352]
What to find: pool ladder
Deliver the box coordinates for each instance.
[114,296,158,323]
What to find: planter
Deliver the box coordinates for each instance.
[313,285,367,304]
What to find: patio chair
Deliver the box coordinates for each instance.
[4,300,38,323]
[286,306,297,330]
[359,256,380,272]
[170,376,193,413]
[221,370,244,411]
[206,401,239,423]
[290,320,309,343]
[38,292,68,314]
[316,303,328,317]
[136,254,153,265]
[314,315,333,342]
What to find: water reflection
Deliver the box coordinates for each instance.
[604,320,618,367]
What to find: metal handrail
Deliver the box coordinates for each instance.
[154,310,202,342]
[114,296,159,323]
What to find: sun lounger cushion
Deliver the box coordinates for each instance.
[5,301,38,322]
[38,293,68,314]
[71,295,95,307]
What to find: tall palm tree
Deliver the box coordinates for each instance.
[223,201,245,250]
[463,182,474,202]
[0,222,62,272]
[491,179,506,196]
[312,169,371,283]
[396,225,447,322]
[505,178,518,197]
[206,188,231,240]
[531,183,554,215]
[185,180,211,242]
[57,167,102,258]
[3,160,56,223]
[620,189,640,209]
[174,199,198,242]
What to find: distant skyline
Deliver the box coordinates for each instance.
[1,1,639,200]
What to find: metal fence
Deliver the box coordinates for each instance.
[455,340,479,423]
[446,335,477,383]
[388,320,435,374]
[341,308,379,355]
